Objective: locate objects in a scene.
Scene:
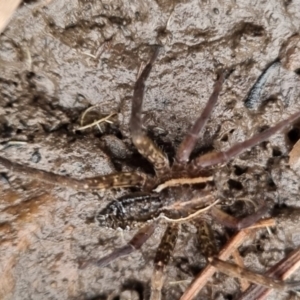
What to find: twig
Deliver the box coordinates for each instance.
[209,257,300,291]
[95,40,112,61]
[76,112,117,131]
[0,140,28,151]
[232,249,250,291]
[237,247,300,300]
[180,218,276,300]
[6,141,28,146]
[80,104,102,126]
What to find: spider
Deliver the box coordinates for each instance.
[1,47,300,299]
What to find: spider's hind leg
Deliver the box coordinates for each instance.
[195,219,218,258]
[130,47,169,176]
[150,223,179,300]
[79,223,156,269]
[210,202,270,230]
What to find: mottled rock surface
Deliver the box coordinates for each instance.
[1,0,300,299]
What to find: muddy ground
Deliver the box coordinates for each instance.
[1,0,300,299]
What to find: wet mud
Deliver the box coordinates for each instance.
[1,0,300,299]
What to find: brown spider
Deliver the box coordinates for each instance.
[1,47,300,299]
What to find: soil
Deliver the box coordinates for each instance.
[1,0,300,299]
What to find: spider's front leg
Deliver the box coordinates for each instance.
[176,72,225,164]
[130,47,169,176]
[0,156,146,190]
[192,110,300,168]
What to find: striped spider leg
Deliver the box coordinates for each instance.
[130,46,170,177]
[0,155,147,191]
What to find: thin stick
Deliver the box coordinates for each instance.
[232,249,250,291]
[80,104,102,126]
[209,257,300,291]
[180,218,275,300]
[237,247,300,300]
[77,112,117,131]
[6,141,28,146]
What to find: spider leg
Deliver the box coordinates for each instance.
[175,72,225,164]
[210,202,270,230]
[0,156,146,190]
[150,223,179,300]
[192,111,300,168]
[79,223,155,269]
[195,219,217,258]
[130,47,169,176]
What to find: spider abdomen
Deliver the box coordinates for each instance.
[96,192,163,229]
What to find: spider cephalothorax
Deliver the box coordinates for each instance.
[1,47,300,299]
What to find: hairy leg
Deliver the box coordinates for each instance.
[210,203,270,230]
[79,223,155,269]
[150,223,179,300]
[192,111,300,168]
[130,47,169,176]
[195,219,217,258]
[176,72,225,164]
[0,156,146,190]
